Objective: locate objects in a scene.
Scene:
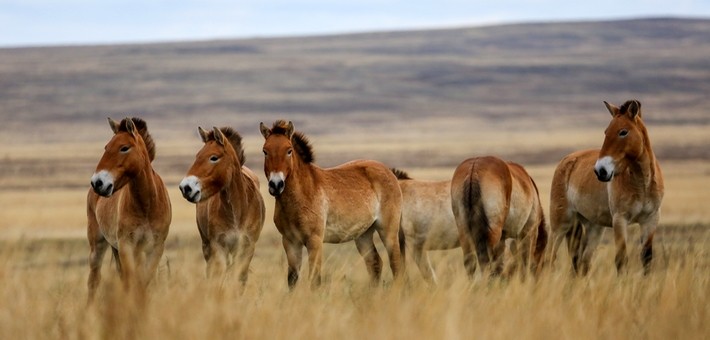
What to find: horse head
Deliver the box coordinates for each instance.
[180,127,244,203]
[594,100,646,182]
[91,117,153,197]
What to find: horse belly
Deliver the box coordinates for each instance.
[323,207,376,243]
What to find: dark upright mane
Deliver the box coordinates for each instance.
[120,117,155,161]
[270,120,315,164]
[390,168,412,180]
[205,127,246,165]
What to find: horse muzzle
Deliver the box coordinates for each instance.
[179,176,202,203]
[593,156,614,182]
[90,170,114,197]
[268,178,285,196]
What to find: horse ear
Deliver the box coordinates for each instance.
[259,122,271,139]
[125,118,137,136]
[198,126,209,143]
[286,121,295,139]
[212,127,226,146]
[108,118,120,134]
[627,100,642,119]
[603,101,620,117]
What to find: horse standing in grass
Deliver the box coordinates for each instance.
[87,117,171,302]
[179,127,265,286]
[549,100,664,275]
[451,156,547,278]
[391,168,458,285]
[260,120,404,288]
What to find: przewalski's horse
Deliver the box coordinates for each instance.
[87,117,171,302]
[549,100,664,275]
[451,156,547,278]
[391,168,458,285]
[260,120,404,289]
[179,127,265,286]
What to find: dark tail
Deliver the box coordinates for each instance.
[398,224,406,263]
[462,168,490,263]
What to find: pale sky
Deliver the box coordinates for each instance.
[1,0,709,47]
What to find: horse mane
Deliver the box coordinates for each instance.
[205,127,246,165]
[390,168,412,180]
[119,117,155,161]
[270,120,315,164]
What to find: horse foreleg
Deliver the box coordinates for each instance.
[234,236,257,290]
[87,236,109,303]
[282,237,303,290]
[305,235,323,289]
[412,241,437,285]
[612,215,629,274]
[142,241,165,288]
[355,229,383,285]
[206,241,228,280]
[639,214,659,275]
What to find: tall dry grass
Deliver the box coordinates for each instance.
[0,225,707,340]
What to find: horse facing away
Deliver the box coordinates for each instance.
[391,168,459,285]
[179,127,265,287]
[260,120,404,289]
[87,117,171,302]
[451,156,547,277]
[549,100,664,275]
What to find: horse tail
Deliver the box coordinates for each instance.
[461,164,489,258]
[398,222,406,263]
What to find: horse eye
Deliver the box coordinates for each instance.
[210,156,219,162]
[120,146,130,153]
[263,150,267,157]
[287,149,293,156]
[619,129,629,137]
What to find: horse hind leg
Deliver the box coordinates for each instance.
[412,241,437,285]
[639,214,659,275]
[374,214,404,281]
[355,227,383,285]
[566,221,586,274]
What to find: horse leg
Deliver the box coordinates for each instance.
[111,247,122,276]
[117,239,138,293]
[373,217,403,281]
[639,214,659,275]
[532,218,548,275]
[412,241,437,285]
[489,231,506,277]
[354,228,383,285]
[305,235,324,289]
[282,237,303,290]
[142,240,165,288]
[87,236,109,303]
[566,222,586,274]
[235,235,257,290]
[206,241,228,280]
[612,214,629,274]
[578,224,603,276]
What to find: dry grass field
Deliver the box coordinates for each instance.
[1,18,709,339]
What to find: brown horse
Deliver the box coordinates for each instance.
[392,169,458,284]
[260,120,404,288]
[451,156,547,277]
[87,117,171,301]
[179,127,265,286]
[549,100,664,275]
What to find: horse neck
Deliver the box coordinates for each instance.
[218,165,248,216]
[280,157,319,200]
[621,125,659,190]
[125,160,162,213]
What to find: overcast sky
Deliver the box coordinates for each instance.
[1,0,709,47]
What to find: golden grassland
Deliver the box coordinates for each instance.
[1,122,709,339]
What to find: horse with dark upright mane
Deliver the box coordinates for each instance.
[180,127,265,287]
[451,156,547,277]
[549,100,664,274]
[260,120,404,288]
[392,168,458,284]
[87,117,171,302]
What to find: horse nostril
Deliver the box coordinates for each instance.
[277,181,284,190]
[182,185,192,195]
[106,183,113,193]
[95,179,103,188]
